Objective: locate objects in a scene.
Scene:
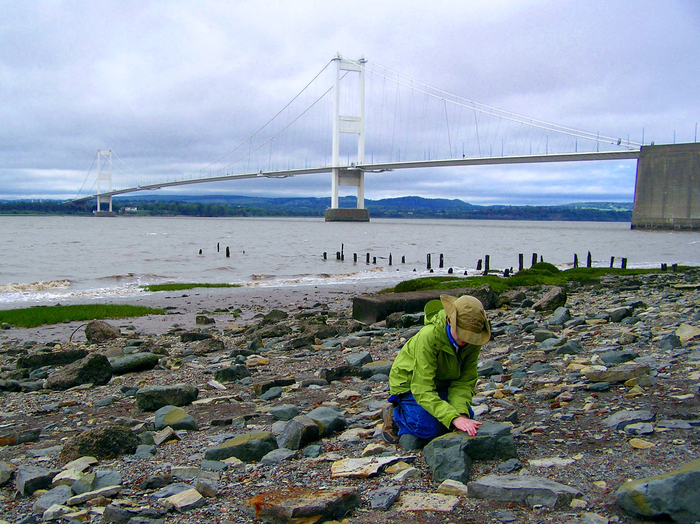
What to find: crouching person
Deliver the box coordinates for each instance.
[383,294,490,448]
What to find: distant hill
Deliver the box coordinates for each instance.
[0,195,633,222]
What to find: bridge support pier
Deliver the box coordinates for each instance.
[326,55,370,222]
[632,143,700,230]
[94,149,116,217]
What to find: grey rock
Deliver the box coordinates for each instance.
[200,460,228,471]
[306,406,347,437]
[603,410,656,431]
[554,340,583,355]
[533,286,567,311]
[656,420,693,430]
[533,329,557,343]
[15,465,55,496]
[154,405,199,431]
[108,352,160,375]
[423,422,517,483]
[44,353,113,390]
[600,350,639,365]
[468,474,581,508]
[194,338,224,354]
[16,349,88,370]
[59,425,140,463]
[624,422,655,435]
[0,461,14,486]
[659,334,683,351]
[369,486,402,510]
[268,404,300,421]
[85,320,121,343]
[609,307,632,322]
[548,307,571,326]
[138,472,173,490]
[195,477,218,498]
[32,485,72,513]
[496,458,522,473]
[259,386,283,400]
[204,431,278,462]
[615,458,700,524]
[134,444,157,458]
[261,448,296,464]
[399,434,428,451]
[72,469,122,495]
[361,360,393,379]
[150,482,193,498]
[345,351,372,367]
[135,384,199,411]
[277,415,320,450]
[214,364,251,383]
[180,332,213,342]
[478,359,504,377]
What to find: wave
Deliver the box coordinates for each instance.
[0,280,71,292]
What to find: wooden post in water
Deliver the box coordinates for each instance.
[389,254,393,266]
[427,254,432,270]
[401,256,405,264]
[587,251,592,268]
[483,255,490,276]
[448,267,453,274]
[573,254,578,268]
[353,253,357,263]
[199,249,202,255]
[519,254,524,272]
[531,253,537,267]
[476,259,482,271]
[621,258,628,269]
[217,243,220,253]
[439,254,444,268]
[373,256,377,264]
[540,255,544,263]
[366,253,370,264]
[336,251,341,260]
[610,256,615,268]
[226,247,230,258]
[323,252,327,260]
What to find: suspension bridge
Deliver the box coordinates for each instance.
[71,55,699,228]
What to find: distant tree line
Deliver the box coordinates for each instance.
[0,197,632,222]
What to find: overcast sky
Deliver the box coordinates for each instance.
[2,0,699,205]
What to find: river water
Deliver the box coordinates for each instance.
[1,215,698,308]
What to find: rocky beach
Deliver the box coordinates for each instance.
[1,270,699,524]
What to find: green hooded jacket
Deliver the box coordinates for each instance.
[388,299,481,429]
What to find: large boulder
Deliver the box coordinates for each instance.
[154,405,199,431]
[135,384,199,411]
[16,349,88,370]
[44,354,113,390]
[85,320,121,343]
[306,407,347,437]
[533,286,567,311]
[59,425,140,463]
[424,422,517,483]
[615,458,700,524]
[277,415,320,450]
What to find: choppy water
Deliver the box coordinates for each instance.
[1,215,698,307]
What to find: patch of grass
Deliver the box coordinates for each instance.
[142,283,241,292]
[388,266,677,295]
[0,304,166,329]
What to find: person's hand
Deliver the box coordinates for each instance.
[451,415,482,436]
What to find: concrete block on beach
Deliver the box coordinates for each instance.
[352,285,498,324]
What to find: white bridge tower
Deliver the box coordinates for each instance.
[325,56,370,222]
[95,149,116,216]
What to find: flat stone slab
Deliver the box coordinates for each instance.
[245,486,360,523]
[467,474,582,508]
[395,492,460,512]
[330,456,404,479]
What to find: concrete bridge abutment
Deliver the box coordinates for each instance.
[632,143,700,230]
